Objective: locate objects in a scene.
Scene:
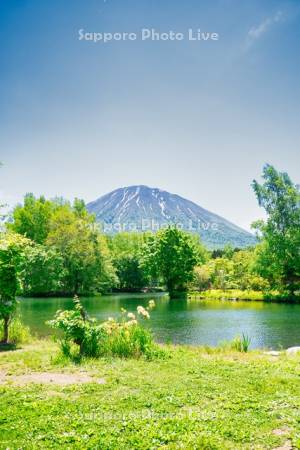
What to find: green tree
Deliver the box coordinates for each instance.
[46,206,116,294]
[142,227,198,298]
[191,265,212,291]
[252,165,300,294]
[20,245,66,296]
[73,198,90,220]
[0,233,29,344]
[192,248,269,292]
[9,194,55,244]
[8,195,117,296]
[114,256,148,291]
[108,233,149,291]
[207,257,234,290]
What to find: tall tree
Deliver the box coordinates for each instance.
[142,227,199,298]
[0,233,30,344]
[9,194,55,244]
[252,165,300,294]
[20,245,66,296]
[46,206,116,294]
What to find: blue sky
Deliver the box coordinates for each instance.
[0,0,299,230]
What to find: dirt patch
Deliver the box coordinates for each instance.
[272,440,293,450]
[272,428,290,436]
[2,372,106,386]
[0,371,6,383]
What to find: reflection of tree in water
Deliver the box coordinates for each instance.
[168,298,188,313]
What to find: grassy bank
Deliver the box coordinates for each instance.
[1,341,300,449]
[188,289,300,302]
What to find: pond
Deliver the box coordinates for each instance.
[18,293,300,350]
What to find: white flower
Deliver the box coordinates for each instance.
[143,310,150,319]
[137,306,150,319]
[127,312,136,320]
[125,319,138,327]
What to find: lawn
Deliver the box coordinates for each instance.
[1,341,300,449]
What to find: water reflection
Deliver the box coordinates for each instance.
[18,293,300,350]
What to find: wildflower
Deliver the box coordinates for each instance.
[127,312,136,320]
[125,319,138,327]
[137,306,150,319]
[121,308,127,314]
[143,310,150,319]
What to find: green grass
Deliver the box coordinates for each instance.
[0,318,31,346]
[188,289,300,302]
[1,341,300,449]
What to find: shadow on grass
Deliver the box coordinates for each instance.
[0,342,17,352]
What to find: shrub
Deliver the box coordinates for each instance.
[48,296,163,360]
[100,321,154,358]
[48,295,100,357]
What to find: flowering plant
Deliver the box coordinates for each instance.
[48,297,161,360]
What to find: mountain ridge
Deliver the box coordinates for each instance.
[87,185,256,249]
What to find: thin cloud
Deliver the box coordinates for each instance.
[245,10,283,49]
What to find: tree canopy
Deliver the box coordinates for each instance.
[252,164,300,294]
[142,227,200,298]
[0,233,30,343]
[8,195,116,296]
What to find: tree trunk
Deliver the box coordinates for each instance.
[1,317,9,344]
[167,280,175,298]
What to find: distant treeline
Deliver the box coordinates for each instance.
[1,164,299,300]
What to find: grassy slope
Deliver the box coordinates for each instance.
[1,341,300,449]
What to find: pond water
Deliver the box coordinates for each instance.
[18,293,300,350]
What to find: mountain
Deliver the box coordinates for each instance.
[87,185,256,249]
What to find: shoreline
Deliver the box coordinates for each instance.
[17,289,300,303]
[188,289,300,303]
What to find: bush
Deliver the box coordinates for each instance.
[190,266,212,291]
[0,318,31,345]
[48,297,163,360]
